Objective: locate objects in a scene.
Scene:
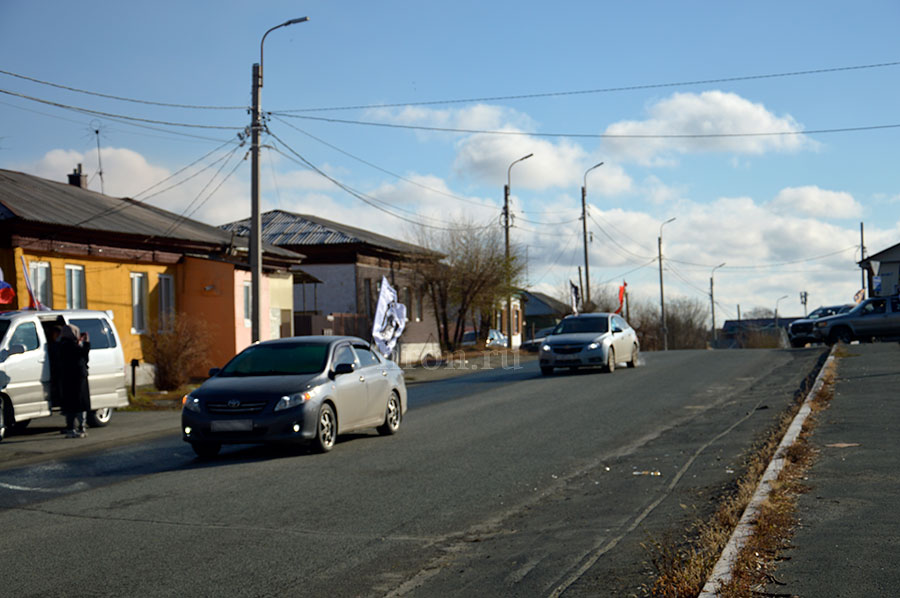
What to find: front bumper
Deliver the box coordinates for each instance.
[539,346,607,368]
[181,403,319,446]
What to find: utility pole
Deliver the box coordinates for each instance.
[250,17,308,343]
[578,266,584,309]
[504,154,533,347]
[860,222,867,294]
[581,162,603,309]
[710,262,725,344]
[800,291,808,317]
[658,217,675,350]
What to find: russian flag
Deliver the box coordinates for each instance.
[0,266,14,305]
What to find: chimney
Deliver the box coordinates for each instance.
[68,163,87,189]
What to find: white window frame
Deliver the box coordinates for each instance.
[29,261,53,308]
[65,264,87,309]
[158,274,175,331]
[243,281,252,327]
[130,272,149,334]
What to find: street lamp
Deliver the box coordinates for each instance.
[250,16,309,343]
[581,162,603,309]
[658,217,676,351]
[710,262,725,343]
[774,294,789,329]
[504,153,533,347]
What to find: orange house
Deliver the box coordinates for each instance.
[0,168,308,383]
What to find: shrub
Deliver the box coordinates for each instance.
[144,314,212,391]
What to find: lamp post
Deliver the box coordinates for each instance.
[250,16,309,343]
[581,162,603,310]
[503,153,533,347]
[658,217,676,351]
[774,294,788,329]
[710,262,725,343]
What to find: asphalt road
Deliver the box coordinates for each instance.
[0,348,827,597]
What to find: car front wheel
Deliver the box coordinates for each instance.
[377,392,402,436]
[314,403,336,453]
[605,348,616,373]
[627,344,638,368]
[829,327,853,345]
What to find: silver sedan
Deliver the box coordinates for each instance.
[539,313,639,375]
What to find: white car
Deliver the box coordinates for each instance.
[539,313,639,375]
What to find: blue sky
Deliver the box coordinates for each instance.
[2,1,899,320]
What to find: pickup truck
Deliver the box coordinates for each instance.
[812,295,900,345]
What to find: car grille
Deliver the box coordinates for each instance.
[552,346,584,355]
[206,400,268,414]
[790,323,813,334]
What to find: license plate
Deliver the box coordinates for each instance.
[211,420,252,432]
[557,358,579,364]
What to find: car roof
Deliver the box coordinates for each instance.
[252,335,368,347]
[0,309,113,322]
[562,312,611,319]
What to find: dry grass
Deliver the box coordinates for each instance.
[644,353,836,597]
[121,383,198,411]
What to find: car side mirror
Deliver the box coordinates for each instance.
[7,344,25,356]
[208,367,221,378]
[332,362,355,377]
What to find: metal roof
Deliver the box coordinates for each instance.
[0,169,300,260]
[221,209,434,256]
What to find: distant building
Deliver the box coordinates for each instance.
[520,290,569,336]
[859,242,900,297]
[221,210,442,364]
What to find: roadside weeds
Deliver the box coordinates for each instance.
[643,349,838,598]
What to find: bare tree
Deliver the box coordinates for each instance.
[413,219,524,351]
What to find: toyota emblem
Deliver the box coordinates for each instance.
[227,399,240,408]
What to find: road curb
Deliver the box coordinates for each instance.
[698,346,837,597]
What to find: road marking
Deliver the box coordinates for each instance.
[0,481,89,493]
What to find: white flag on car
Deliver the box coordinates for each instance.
[372,276,407,358]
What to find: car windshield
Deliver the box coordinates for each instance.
[219,343,329,377]
[553,317,608,335]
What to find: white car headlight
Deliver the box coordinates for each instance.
[275,385,321,412]
[541,344,551,352]
[588,342,600,350]
[182,393,201,413]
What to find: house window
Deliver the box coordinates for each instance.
[158,274,175,330]
[243,281,252,327]
[403,287,412,319]
[363,278,373,317]
[514,308,520,334]
[29,261,52,308]
[130,272,149,334]
[65,265,87,309]
[416,290,424,322]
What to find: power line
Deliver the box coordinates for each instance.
[0,69,245,110]
[587,213,655,261]
[267,131,495,232]
[666,245,858,270]
[0,88,243,130]
[276,60,900,113]
[274,112,900,139]
[269,114,501,211]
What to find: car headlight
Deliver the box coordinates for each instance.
[541,344,551,352]
[274,386,321,412]
[182,393,201,413]
[816,321,828,328]
[588,342,600,350]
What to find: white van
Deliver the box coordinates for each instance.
[0,309,129,440]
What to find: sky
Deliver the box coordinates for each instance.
[1,1,899,322]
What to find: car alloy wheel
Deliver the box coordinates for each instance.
[315,404,336,452]
[378,392,401,436]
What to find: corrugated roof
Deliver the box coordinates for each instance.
[0,169,301,259]
[221,209,434,256]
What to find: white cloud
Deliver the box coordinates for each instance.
[603,91,810,164]
[769,186,862,219]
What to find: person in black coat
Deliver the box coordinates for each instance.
[58,323,91,438]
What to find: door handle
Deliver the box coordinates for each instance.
[382,370,387,376]
[359,375,365,382]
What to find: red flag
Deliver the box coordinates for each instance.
[616,281,627,314]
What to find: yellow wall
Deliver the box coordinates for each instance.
[13,248,175,366]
